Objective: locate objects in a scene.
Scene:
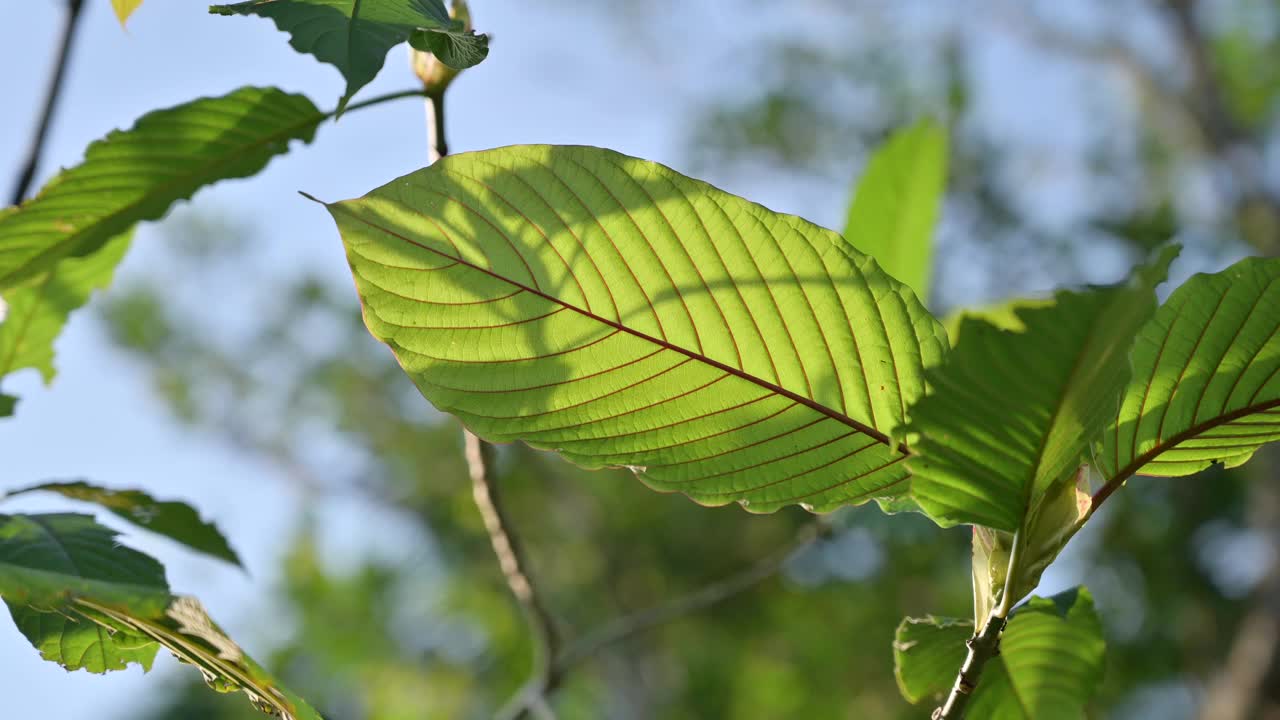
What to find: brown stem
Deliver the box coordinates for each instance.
[933,612,1008,720]
[10,0,85,206]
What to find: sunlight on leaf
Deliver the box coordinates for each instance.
[907,247,1177,531]
[843,119,947,304]
[0,87,321,291]
[317,144,948,513]
[1099,255,1280,484]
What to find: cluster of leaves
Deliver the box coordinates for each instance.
[3,0,1279,717]
[1,0,490,717]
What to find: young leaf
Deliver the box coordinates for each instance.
[0,233,131,405]
[842,119,947,303]
[1098,256,1280,490]
[6,480,242,567]
[210,0,486,111]
[7,602,158,673]
[0,513,169,613]
[965,588,1106,719]
[318,144,948,513]
[893,615,971,704]
[895,587,1106,718]
[111,0,145,25]
[907,247,1178,531]
[0,87,322,291]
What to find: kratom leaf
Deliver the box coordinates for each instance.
[211,0,485,112]
[1098,256,1280,484]
[111,0,145,25]
[80,595,323,720]
[965,588,1106,719]
[0,514,318,717]
[7,480,241,567]
[408,25,489,70]
[894,587,1105,718]
[842,119,947,303]
[907,247,1178,531]
[0,232,130,394]
[893,614,971,704]
[319,144,948,512]
[0,513,169,613]
[0,87,322,291]
[7,602,158,673]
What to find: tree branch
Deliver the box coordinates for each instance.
[932,612,1008,720]
[10,0,85,206]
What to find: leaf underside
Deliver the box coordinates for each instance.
[111,0,145,26]
[1100,256,1280,482]
[908,249,1175,531]
[324,144,948,513]
[0,87,321,292]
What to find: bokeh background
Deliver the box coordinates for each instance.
[3,0,1279,718]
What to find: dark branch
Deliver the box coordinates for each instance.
[10,0,85,206]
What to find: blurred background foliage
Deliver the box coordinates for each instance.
[88,0,1279,718]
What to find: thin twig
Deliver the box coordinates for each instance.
[420,76,562,719]
[554,519,829,673]
[10,0,85,205]
[933,612,1008,720]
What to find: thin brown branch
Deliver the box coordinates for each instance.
[10,0,85,206]
[933,612,1008,720]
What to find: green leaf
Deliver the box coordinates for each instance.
[0,513,169,613]
[0,87,322,291]
[0,392,15,417]
[842,119,947,303]
[893,614,971,704]
[80,595,324,720]
[966,588,1106,719]
[6,602,158,673]
[907,247,1178,531]
[6,481,242,567]
[318,144,948,512]
[0,514,319,717]
[1099,256,1280,484]
[210,0,484,111]
[895,588,1106,718]
[408,25,489,70]
[0,232,131,396]
[112,0,145,25]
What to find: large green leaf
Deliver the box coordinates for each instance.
[0,87,322,291]
[907,248,1177,531]
[0,232,131,402]
[842,119,947,303]
[7,602,158,673]
[319,144,948,512]
[894,587,1106,718]
[211,0,487,111]
[0,513,169,613]
[6,481,241,567]
[1098,256,1280,485]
